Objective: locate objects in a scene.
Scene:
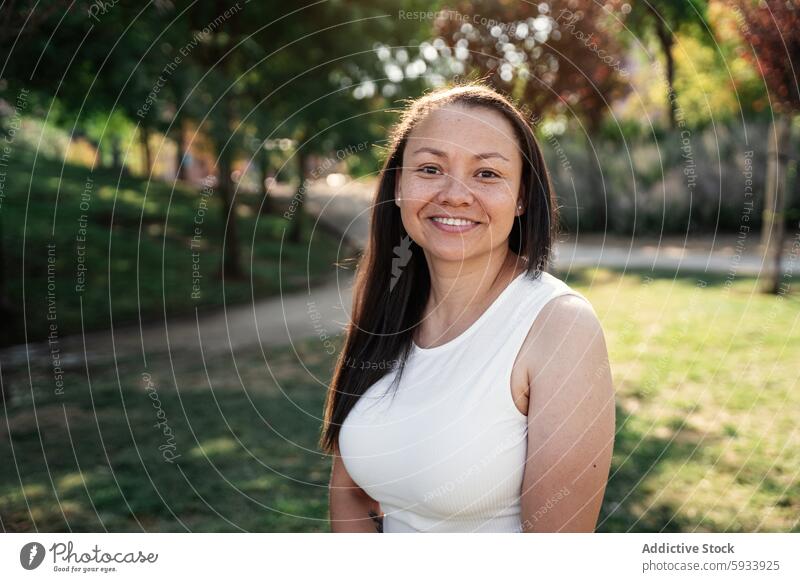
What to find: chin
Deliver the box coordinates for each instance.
[421,242,486,263]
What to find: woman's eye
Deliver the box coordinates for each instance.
[417,165,441,175]
[477,169,500,179]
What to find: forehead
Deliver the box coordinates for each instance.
[405,104,521,162]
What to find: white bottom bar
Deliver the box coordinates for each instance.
[1,533,797,581]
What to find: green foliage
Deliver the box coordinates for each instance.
[546,118,772,235]
[622,0,710,50]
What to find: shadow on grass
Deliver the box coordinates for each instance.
[0,347,334,532]
[597,403,704,532]
[3,363,705,533]
[3,264,794,532]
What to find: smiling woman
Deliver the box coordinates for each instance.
[320,84,615,533]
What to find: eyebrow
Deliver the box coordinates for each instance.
[412,146,510,162]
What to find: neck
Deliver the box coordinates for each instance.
[422,247,526,330]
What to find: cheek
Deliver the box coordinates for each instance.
[483,187,519,223]
[398,180,438,224]
[481,179,519,203]
[400,176,438,205]
[487,209,517,234]
[397,183,428,234]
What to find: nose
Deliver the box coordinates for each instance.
[434,172,474,208]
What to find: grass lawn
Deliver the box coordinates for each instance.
[1,148,340,346]
[0,267,798,532]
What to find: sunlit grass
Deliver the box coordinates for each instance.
[0,268,797,532]
[562,267,800,532]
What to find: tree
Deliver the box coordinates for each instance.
[732,0,800,294]
[246,0,433,242]
[0,0,443,285]
[0,2,97,368]
[433,1,631,230]
[0,1,71,45]
[623,0,710,129]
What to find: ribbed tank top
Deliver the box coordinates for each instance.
[338,270,590,533]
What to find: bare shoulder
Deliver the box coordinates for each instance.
[537,293,602,337]
[526,292,604,345]
[523,292,609,385]
[536,294,600,326]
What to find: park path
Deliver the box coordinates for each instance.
[302,180,798,277]
[1,181,796,370]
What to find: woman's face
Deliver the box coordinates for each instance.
[395,104,524,264]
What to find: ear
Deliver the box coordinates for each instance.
[515,183,526,216]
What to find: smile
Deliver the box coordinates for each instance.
[428,216,481,233]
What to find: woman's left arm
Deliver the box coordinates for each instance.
[519,295,616,532]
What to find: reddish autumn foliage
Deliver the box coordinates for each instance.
[433,1,631,131]
[731,0,800,112]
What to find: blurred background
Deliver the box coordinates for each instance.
[0,0,797,532]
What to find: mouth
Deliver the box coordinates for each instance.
[427,216,482,234]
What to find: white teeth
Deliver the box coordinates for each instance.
[431,217,476,226]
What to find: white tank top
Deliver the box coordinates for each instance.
[338,270,590,532]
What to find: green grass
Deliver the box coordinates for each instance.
[1,268,798,532]
[0,341,336,532]
[563,267,800,532]
[1,147,340,346]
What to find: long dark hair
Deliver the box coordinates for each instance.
[319,83,558,454]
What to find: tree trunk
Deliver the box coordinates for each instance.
[111,136,123,171]
[655,20,677,130]
[140,125,153,177]
[583,132,607,231]
[218,151,243,279]
[216,100,244,279]
[259,140,273,215]
[760,113,793,294]
[0,215,10,356]
[289,142,308,243]
[174,121,187,181]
